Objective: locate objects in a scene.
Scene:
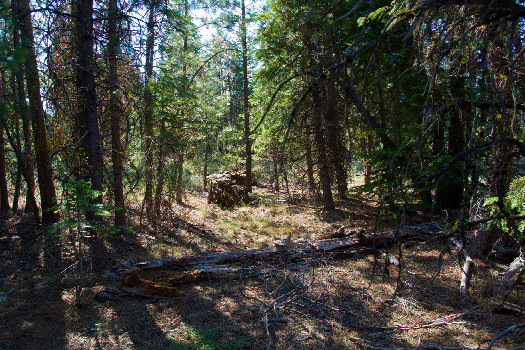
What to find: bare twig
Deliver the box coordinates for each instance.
[363,308,480,332]
[486,324,525,350]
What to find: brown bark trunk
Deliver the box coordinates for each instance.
[313,101,335,211]
[11,0,36,213]
[203,113,209,190]
[305,131,317,200]
[364,133,372,184]
[435,78,465,210]
[0,116,9,211]
[143,1,155,219]
[19,0,58,226]
[272,144,279,192]
[241,0,252,198]
[74,0,106,271]
[176,0,189,205]
[176,151,184,204]
[108,0,125,228]
[203,142,209,190]
[154,122,165,219]
[325,83,347,200]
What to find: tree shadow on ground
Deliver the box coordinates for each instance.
[103,218,257,350]
[0,210,67,350]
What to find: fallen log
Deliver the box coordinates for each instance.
[121,223,444,296]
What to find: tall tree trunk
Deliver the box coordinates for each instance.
[325,82,347,200]
[12,123,21,210]
[2,69,38,218]
[154,121,165,219]
[203,126,209,190]
[305,131,317,200]
[313,104,335,211]
[176,151,184,204]
[74,0,105,271]
[176,0,189,205]
[143,1,155,219]
[19,0,58,226]
[11,0,36,213]
[435,77,465,210]
[108,0,125,228]
[241,0,252,198]
[363,133,372,184]
[0,115,9,211]
[272,143,279,192]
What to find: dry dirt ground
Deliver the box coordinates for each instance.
[0,187,524,350]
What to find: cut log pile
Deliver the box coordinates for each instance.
[120,223,444,297]
[207,168,256,206]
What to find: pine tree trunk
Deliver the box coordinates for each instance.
[305,131,317,200]
[19,0,58,226]
[74,0,106,271]
[108,0,125,228]
[11,0,36,213]
[0,113,9,211]
[364,133,372,184]
[12,117,21,210]
[203,141,209,190]
[272,144,279,192]
[241,0,252,198]
[143,2,155,219]
[154,122,165,219]
[176,151,184,204]
[435,77,465,210]
[313,103,335,211]
[325,84,347,200]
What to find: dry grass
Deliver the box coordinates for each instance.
[0,188,523,350]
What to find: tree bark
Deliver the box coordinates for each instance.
[122,223,441,296]
[435,77,466,210]
[154,121,165,219]
[11,0,36,213]
[325,83,348,200]
[108,0,126,228]
[143,1,156,219]
[272,143,279,192]
[0,112,9,211]
[19,0,58,226]
[241,0,252,198]
[176,151,184,204]
[74,0,106,271]
[203,140,209,190]
[305,131,317,200]
[312,100,335,211]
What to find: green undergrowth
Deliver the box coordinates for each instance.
[167,327,250,350]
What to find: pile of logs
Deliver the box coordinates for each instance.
[207,168,256,206]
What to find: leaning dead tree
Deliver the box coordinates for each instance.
[207,168,256,206]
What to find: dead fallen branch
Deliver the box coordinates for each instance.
[120,223,444,296]
[486,324,525,350]
[451,237,474,298]
[362,308,481,332]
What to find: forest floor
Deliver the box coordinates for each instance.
[0,184,524,350]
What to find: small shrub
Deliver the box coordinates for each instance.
[167,327,250,350]
[484,175,525,241]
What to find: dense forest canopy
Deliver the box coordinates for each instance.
[0,0,524,281]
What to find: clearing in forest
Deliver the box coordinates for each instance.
[0,189,523,350]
